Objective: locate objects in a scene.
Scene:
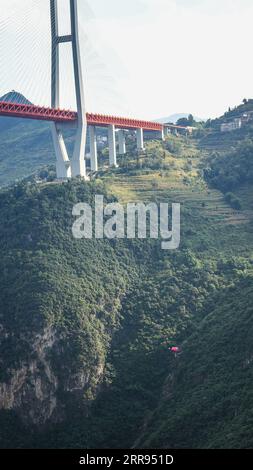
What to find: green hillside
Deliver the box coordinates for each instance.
[0,118,56,186]
[0,92,54,185]
[0,117,253,449]
[137,279,253,449]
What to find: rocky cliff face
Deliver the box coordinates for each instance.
[0,325,58,425]
[0,323,106,426]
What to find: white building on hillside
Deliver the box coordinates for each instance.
[221,118,242,133]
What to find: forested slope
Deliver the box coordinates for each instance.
[0,129,252,449]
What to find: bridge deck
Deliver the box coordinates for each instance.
[0,101,164,131]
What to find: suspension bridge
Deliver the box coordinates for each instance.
[0,0,187,180]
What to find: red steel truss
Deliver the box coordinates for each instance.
[0,101,163,131]
[86,113,162,131]
[0,101,76,123]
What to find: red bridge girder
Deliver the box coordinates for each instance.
[0,101,76,122]
[86,113,162,131]
[0,101,163,131]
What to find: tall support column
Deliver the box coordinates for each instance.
[50,0,70,179]
[50,0,87,179]
[108,125,117,167]
[51,123,71,178]
[89,126,98,172]
[161,127,165,141]
[70,0,87,178]
[164,126,169,137]
[137,127,144,152]
[118,129,126,155]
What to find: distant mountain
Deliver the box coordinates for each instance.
[0,90,40,146]
[0,91,54,186]
[0,90,32,105]
[156,113,206,124]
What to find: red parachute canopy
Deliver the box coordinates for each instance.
[170,347,181,353]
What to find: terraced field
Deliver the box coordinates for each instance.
[102,136,253,226]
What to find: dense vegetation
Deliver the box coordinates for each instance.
[176,114,197,127]
[0,180,142,446]
[204,139,253,193]
[0,100,253,449]
[138,276,253,449]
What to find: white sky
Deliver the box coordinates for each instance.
[0,0,253,120]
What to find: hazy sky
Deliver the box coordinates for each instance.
[1,0,253,120]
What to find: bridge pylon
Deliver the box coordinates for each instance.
[50,0,87,179]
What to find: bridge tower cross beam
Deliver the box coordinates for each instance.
[50,0,87,179]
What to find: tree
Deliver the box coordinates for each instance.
[177,114,195,127]
[188,114,194,126]
[177,117,189,127]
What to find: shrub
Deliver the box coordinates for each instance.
[224,192,242,210]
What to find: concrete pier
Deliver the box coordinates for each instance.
[108,124,117,167]
[164,126,170,137]
[51,123,71,178]
[137,127,144,152]
[89,126,98,172]
[118,129,126,155]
